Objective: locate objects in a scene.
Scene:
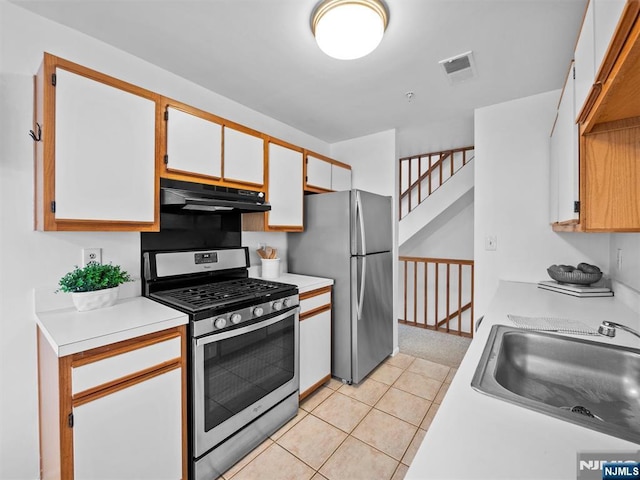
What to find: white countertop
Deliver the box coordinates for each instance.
[406,280,640,480]
[36,296,188,357]
[251,272,334,294]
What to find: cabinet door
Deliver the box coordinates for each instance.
[594,0,626,76]
[267,143,304,228]
[574,0,595,119]
[550,63,579,223]
[300,309,331,395]
[54,68,156,223]
[73,369,183,480]
[223,127,264,186]
[306,155,332,190]
[166,106,222,178]
[331,164,352,191]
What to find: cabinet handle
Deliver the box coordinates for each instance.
[29,123,42,142]
[68,412,74,428]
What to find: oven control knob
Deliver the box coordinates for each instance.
[272,301,283,311]
[230,313,242,324]
[214,317,227,329]
[253,307,264,317]
[283,298,292,308]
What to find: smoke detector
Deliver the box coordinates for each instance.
[439,51,478,85]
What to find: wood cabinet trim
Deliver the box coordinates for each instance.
[299,374,332,401]
[36,53,161,232]
[583,6,640,131]
[38,325,187,479]
[594,0,640,84]
[72,359,181,407]
[551,219,583,232]
[267,136,305,153]
[300,304,331,321]
[70,328,183,367]
[299,286,333,301]
[304,150,351,169]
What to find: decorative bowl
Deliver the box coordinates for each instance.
[546,267,603,286]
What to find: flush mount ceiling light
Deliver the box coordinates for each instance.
[311,0,389,60]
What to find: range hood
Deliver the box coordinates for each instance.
[160,178,270,213]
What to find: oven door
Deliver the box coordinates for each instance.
[192,307,299,458]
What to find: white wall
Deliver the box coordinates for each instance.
[400,194,474,260]
[331,129,396,197]
[609,233,640,313]
[330,130,399,352]
[473,90,611,320]
[396,116,474,159]
[0,2,331,478]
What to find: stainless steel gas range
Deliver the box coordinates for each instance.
[142,247,299,480]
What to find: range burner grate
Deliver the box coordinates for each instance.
[151,278,288,312]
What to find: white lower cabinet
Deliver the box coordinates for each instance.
[299,287,332,399]
[73,369,182,480]
[37,326,187,480]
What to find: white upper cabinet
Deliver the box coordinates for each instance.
[594,0,626,73]
[574,0,596,119]
[306,154,332,190]
[268,142,303,228]
[331,164,352,191]
[305,153,352,192]
[165,106,222,179]
[223,127,264,186]
[573,0,626,119]
[550,62,579,224]
[54,68,156,223]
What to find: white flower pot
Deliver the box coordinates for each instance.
[71,287,119,312]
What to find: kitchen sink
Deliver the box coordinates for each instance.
[471,324,640,444]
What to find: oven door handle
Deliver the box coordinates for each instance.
[195,307,299,347]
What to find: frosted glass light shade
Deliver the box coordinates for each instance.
[312,0,388,60]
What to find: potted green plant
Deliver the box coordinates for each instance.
[58,262,132,312]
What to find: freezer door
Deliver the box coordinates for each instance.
[351,190,392,256]
[351,251,393,384]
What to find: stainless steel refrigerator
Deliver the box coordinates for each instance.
[288,189,393,384]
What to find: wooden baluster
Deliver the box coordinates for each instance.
[450,150,454,178]
[418,156,422,205]
[458,263,463,335]
[424,260,428,327]
[413,261,418,326]
[445,264,450,333]
[403,259,408,323]
[434,262,440,330]
[471,264,475,334]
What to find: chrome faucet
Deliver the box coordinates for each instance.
[598,321,640,340]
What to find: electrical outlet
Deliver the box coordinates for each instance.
[82,248,102,266]
[485,235,497,251]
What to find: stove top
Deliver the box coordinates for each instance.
[151,277,296,313]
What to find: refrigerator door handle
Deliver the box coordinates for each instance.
[357,256,367,321]
[356,190,367,255]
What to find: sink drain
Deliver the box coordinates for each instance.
[560,405,604,422]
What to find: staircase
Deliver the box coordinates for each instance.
[398,146,475,336]
[399,146,474,246]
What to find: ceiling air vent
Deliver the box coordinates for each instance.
[439,51,478,85]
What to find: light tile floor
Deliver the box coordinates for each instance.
[220,353,457,480]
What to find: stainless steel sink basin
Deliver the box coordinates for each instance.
[471,325,640,444]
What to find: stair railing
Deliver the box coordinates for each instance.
[399,256,474,337]
[399,146,475,219]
